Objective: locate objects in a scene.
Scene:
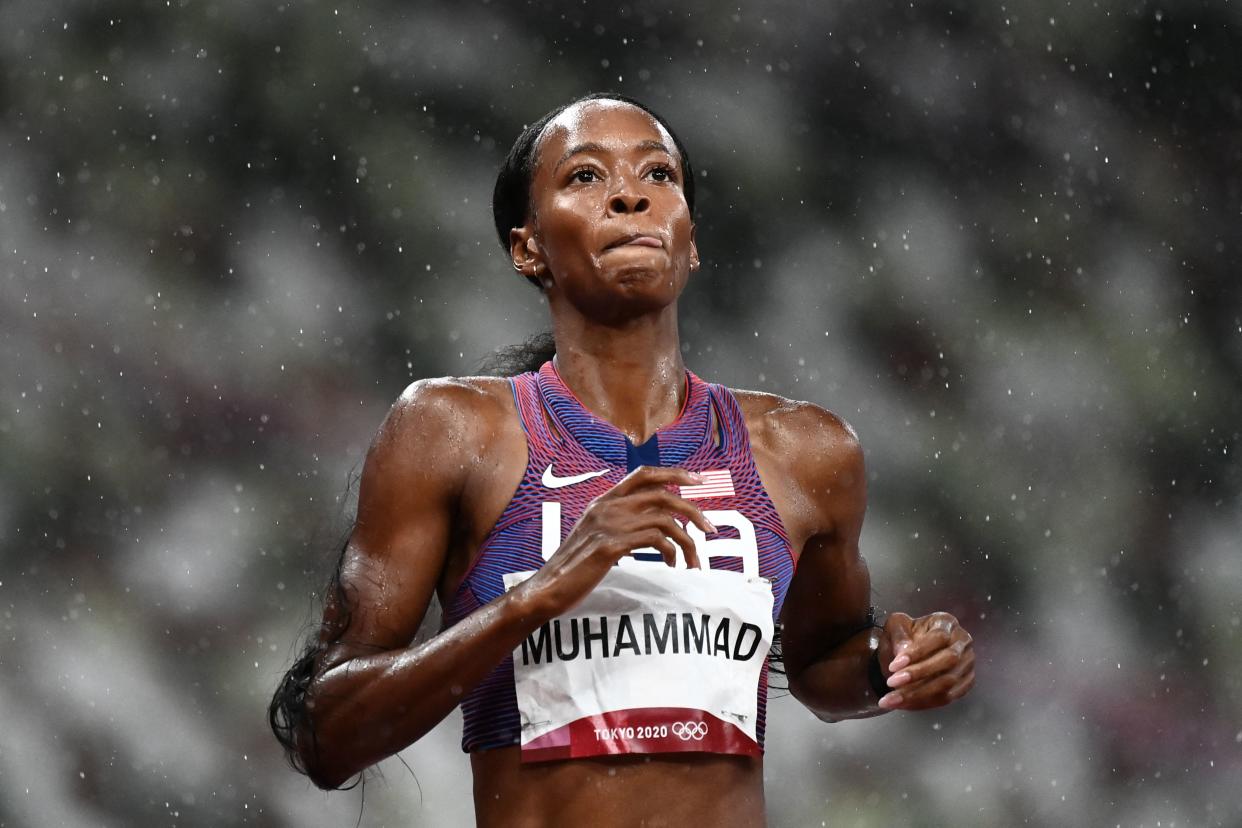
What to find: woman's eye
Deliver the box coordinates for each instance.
[571,169,598,183]
[648,165,675,182]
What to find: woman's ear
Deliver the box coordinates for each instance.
[509,226,545,282]
[689,224,701,272]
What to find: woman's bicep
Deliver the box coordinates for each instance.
[319,383,466,666]
[321,518,451,665]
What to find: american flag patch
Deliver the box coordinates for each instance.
[679,469,735,500]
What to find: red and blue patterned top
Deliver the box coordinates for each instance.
[443,361,795,753]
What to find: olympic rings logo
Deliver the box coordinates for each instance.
[671,721,709,741]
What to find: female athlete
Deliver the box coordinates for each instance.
[271,93,975,827]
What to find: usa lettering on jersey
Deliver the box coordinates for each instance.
[540,503,760,576]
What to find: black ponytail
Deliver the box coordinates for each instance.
[268,537,363,788]
[478,330,557,376]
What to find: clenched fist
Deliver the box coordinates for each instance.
[875,611,975,711]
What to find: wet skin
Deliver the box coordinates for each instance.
[294,101,975,826]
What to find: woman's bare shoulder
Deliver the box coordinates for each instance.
[726,387,860,459]
[389,375,516,418]
[369,375,522,469]
[726,387,866,539]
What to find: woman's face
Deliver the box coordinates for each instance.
[514,100,699,319]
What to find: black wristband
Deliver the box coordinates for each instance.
[869,650,889,705]
[859,605,890,701]
[868,648,891,701]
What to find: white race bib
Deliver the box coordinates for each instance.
[503,565,774,762]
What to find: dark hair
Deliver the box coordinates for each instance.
[477,330,557,377]
[268,537,358,786]
[491,92,697,280]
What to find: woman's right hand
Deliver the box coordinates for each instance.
[519,466,717,619]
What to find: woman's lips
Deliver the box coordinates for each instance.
[606,234,663,250]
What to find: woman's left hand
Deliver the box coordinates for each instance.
[875,611,975,710]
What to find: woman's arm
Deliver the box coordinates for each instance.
[771,405,974,722]
[777,413,884,721]
[293,378,534,787]
[289,379,716,789]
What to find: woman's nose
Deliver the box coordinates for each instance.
[608,191,650,214]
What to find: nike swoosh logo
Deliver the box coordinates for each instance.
[542,464,609,489]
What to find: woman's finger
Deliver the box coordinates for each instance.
[883,655,974,710]
[623,513,699,569]
[610,465,703,496]
[643,489,718,536]
[885,639,971,689]
[652,514,700,569]
[897,667,971,710]
[883,612,916,672]
[889,613,960,670]
[631,529,681,568]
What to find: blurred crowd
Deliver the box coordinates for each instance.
[2,0,1239,825]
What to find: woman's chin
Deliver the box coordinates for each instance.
[609,267,686,305]
[612,265,665,286]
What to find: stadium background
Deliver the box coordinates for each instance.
[2,0,1239,825]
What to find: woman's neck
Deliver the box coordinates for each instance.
[550,308,686,445]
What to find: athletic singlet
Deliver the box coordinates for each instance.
[443,361,796,753]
